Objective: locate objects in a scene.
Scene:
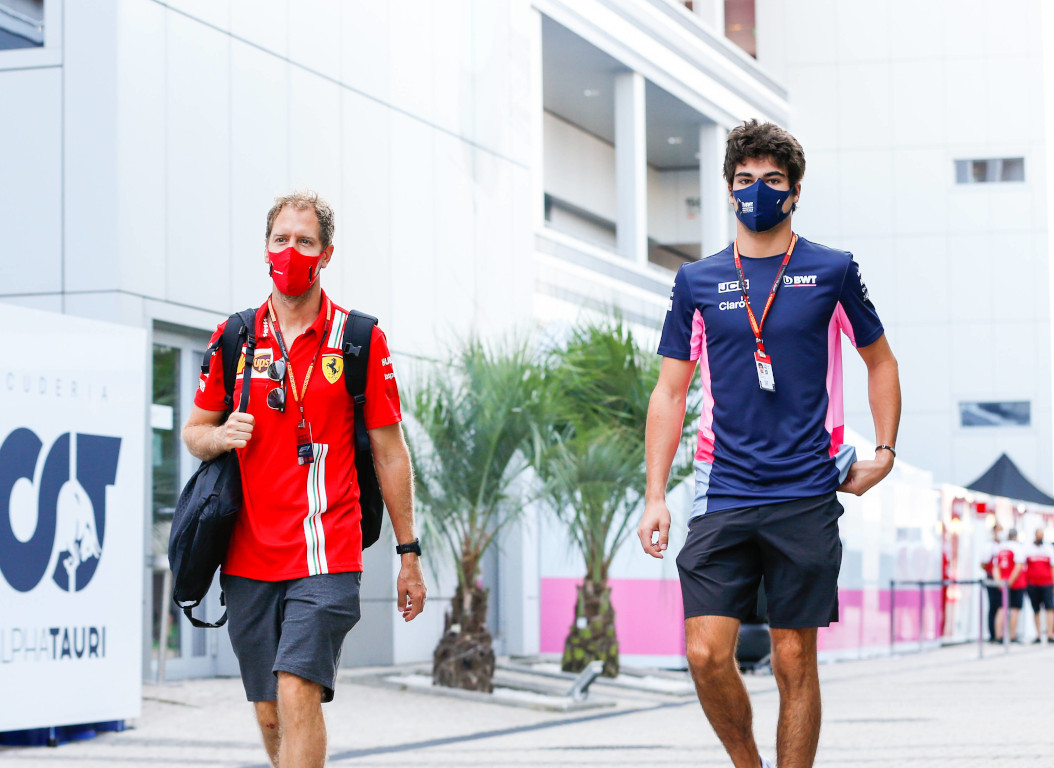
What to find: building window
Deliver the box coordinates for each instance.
[959,401,1030,427]
[954,158,1025,184]
[725,0,756,58]
[0,1,44,49]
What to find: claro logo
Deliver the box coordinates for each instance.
[0,429,121,593]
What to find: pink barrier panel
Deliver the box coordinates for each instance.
[542,581,948,657]
[818,587,944,651]
[540,578,686,656]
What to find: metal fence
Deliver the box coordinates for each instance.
[889,573,1011,657]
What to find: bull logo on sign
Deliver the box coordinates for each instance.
[0,430,121,593]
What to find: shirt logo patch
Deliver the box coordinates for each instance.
[783,274,818,287]
[322,354,343,384]
[718,280,747,293]
[252,350,273,374]
[236,353,245,375]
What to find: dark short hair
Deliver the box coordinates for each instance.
[723,119,806,188]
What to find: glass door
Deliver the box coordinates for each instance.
[150,327,225,680]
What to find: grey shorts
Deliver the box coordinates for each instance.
[220,571,362,703]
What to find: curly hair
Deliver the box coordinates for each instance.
[265,190,335,250]
[723,120,806,188]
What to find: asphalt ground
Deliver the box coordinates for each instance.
[1,641,1051,767]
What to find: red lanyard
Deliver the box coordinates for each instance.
[732,233,798,356]
[267,297,332,415]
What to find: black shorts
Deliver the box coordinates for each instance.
[221,571,362,703]
[1027,584,1054,612]
[676,493,843,629]
[1008,587,1026,610]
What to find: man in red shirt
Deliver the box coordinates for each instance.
[993,528,1026,643]
[1024,528,1054,644]
[183,191,426,768]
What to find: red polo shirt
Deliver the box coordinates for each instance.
[195,292,401,580]
[1025,542,1054,587]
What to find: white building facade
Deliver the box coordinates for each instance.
[2,0,1051,680]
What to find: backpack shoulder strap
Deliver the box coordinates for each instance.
[342,310,379,402]
[217,308,256,412]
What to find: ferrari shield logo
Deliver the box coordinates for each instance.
[322,354,343,384]
[236,352,245,375]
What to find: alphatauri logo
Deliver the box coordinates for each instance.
[0,430,121,593]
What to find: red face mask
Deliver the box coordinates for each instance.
[268,247,322,297]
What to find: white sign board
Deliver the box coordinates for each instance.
[0,304,145,731]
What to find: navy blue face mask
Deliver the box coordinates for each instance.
[732,179,796,232]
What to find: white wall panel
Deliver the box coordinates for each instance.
[782,0,835,66]
[470,0,512,161]
[836,63,892,151]
[229,39,290,311]
[340,91,393,323]
[837,151,894,236]
[116,0,167,299]
[787,65,838,152]
[340,0,390,103]
[835,1,889,63]
[992,322,1037,396]
[944,59,989,147]
[431,0,471,138]
[388,0,435,126]
[287,0,341,80]
[162,0,229,32]
[431,131,478,335]
[230,0,287,58]
[950,321,994,396]
[989,233,1035,322]
[794,149,840,241]
[888,0,947,60]
[0,68,62,295]
[64,0,119,293]
[894,236,948,326]
[946,187,992,235]
[946,233,994,324]
[388,113,436,356]
[473,149,517,330]
[891,60,946,149]
[507,0,535,167]
[164,12,231,311]
[987,58,1039,146]
[892,149,950,235]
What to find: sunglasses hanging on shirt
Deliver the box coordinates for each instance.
[266,298,332,465]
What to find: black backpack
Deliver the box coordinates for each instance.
[168,306,385,628]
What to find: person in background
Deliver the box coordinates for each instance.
[1024,527,1054,644]
[993,528,1026,643]
[981,522,1004,643]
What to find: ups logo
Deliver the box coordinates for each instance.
[252,351,273,374]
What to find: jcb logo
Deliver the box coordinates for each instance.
[0,429,121,593]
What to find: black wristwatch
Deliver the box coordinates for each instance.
[395,538,421,556]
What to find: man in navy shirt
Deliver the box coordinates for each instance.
[639,120,901,768]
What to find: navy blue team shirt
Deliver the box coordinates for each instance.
[658,235,884,515]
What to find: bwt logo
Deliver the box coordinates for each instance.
[0,429,121,593]
[783,274,818,287]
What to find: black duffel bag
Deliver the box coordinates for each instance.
[168,309,255,628]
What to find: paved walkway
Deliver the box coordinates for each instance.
[1,642,1051,767]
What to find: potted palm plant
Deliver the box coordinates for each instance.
[537,316,696,677]
[408,335,544,692]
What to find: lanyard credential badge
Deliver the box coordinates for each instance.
[296,419,314,465]
[733,234,798,392]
